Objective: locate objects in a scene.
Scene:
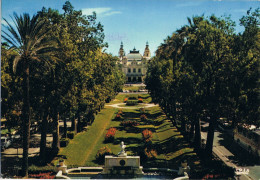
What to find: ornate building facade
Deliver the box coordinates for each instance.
[118,42,151,83]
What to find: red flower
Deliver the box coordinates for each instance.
[142,129,153,142]
[105,127,117,141]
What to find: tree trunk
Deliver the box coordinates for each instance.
[40,87,50,160]
[21,65,30,177]
[194,116,201,150]
[205,116,217,159]
[71,115,77,133]
[52,111,60,152]
[189,120,195,141]
[63,117,67,138]
[77,112,81,132]
[40,110,48,160]
[181,118,186,133]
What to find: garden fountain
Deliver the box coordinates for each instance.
[101,141,144,175]
[55,142,190,179]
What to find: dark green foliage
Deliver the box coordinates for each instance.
[95,146,113,164]
[67,131,75,139]
[28,165,57,173]
[1,1,125,175]
[60,138,70,147]
[146,9,259,159]
[126,100,138,106]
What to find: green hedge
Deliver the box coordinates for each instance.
[67,131,75,139]
[60,138,70,147]
[28,165,57,173]
[126,100,138,106]
[128,96,137,100]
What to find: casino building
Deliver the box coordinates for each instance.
[118,42,151,83]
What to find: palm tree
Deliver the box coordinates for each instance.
[2,13,57,177]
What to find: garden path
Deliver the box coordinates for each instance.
[106,103,158,109]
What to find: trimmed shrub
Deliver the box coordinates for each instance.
[144,148,157,159]
[126,100,138,106]
[96,146,113,164]
[120,120,140,127]
[67,131,75,139]
[117,109,123,115]
[128,96,137,100]
[140,114,147,121]
[115,114,123,120]
[138,98,143,103]
[28,165,57,174]
[142,129,153,142]
[60,138,70,147]
[105,127,117,142]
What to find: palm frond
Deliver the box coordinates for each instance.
[13,55,22,74]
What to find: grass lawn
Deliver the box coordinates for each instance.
[123,85,145,92]
[58,107,117,166]
[110,93,152,105]
[58,93,200,170]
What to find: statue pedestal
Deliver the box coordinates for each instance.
[102,156,143,175]
[118,153,127,157]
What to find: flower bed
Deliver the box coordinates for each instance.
[142,129,153,142]
[29,172,55,179]
[105,127,117,142]
[120,120,140,127]
[138,98,143,103]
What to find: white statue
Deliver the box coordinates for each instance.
[118,141,127,156]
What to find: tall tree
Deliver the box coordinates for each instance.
[2,13,57,177]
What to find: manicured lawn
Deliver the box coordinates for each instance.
[58,107,116,166]
[123,85,145,92]
[110,93,152,104]
[58,93,199,170]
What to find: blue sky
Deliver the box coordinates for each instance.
[1,0,259,56]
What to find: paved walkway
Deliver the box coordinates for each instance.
[2,134,53,158]
[201,122,257,180]
[106,103,158,109]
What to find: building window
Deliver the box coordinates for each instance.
[128,68,131,73]
[133,68,136,73]
[138,68,141,73]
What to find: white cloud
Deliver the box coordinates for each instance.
[104,11,122,16]
[82,7,121,17]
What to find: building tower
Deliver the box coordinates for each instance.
[143,41,151,58]
[118,41,125,60]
